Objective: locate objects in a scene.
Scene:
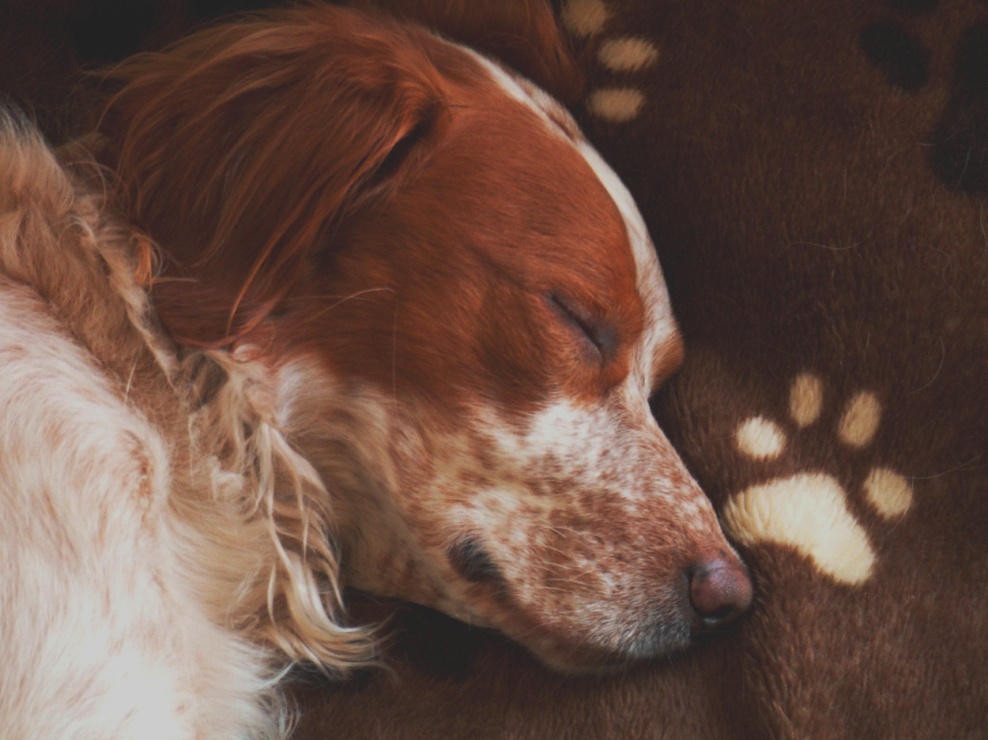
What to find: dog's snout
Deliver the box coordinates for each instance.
[688,552,753,634]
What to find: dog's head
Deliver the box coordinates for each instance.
[100,2,750,672]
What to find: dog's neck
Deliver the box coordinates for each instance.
[269,358,446,601]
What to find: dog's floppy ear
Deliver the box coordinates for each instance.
[99,7,444,349]
[357,0,584,104]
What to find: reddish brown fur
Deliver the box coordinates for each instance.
[356,0,585,104]
[292,93,646,414]
[100,6,641,414]
[101,10,447,348]
[651,332,685,389]
[87,0,748,687]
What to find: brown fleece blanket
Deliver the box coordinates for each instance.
[2,0,984,736]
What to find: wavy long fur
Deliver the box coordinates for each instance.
[0,112,374,735]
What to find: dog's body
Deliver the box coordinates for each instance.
[0,125,284,736]
[0,4,750,735]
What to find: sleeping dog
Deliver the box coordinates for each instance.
[0,3,750,735]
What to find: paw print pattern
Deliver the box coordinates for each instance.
[723,373,915,585]
[560,0,659,123]
[859,1,988,194]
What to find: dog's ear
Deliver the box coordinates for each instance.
[99,7,444,349]
[357,0,584,104]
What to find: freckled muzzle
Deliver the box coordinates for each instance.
[385,403,757,671]
[439,523,753,672]
[335,394,756,673]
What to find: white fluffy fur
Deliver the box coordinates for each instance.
[0,118,370,737]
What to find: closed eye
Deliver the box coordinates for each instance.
[548,293,616,358]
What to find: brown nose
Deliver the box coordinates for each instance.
[688,552,753,633]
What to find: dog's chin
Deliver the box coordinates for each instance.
[514,628,695,677]
[344,560,700,675]
[346,585,697,676]
[433,596,696,676]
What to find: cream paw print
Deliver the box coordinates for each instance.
[722,372,915,585]
[561,0,658,123]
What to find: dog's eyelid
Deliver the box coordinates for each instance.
[547,292,616,358]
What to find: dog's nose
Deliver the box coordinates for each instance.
[688,552,753,633]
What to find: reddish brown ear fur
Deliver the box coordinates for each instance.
[99,7,446,348]
[354,0,584,104]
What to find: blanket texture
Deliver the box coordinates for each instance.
[2,0,984,736]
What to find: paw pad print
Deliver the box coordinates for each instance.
[723,373,915,585]
[561,0,658,123]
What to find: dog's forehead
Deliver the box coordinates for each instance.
[467,51,681,394]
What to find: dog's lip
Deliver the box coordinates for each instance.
[523,629,694,675]
[446,537,505,585]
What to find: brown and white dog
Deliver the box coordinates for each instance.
[0,3,750,735]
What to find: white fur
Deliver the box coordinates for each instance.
[0,120,363,738]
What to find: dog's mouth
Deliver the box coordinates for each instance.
[446,537,505,586]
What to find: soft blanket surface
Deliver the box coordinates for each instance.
[2,0,984,736]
